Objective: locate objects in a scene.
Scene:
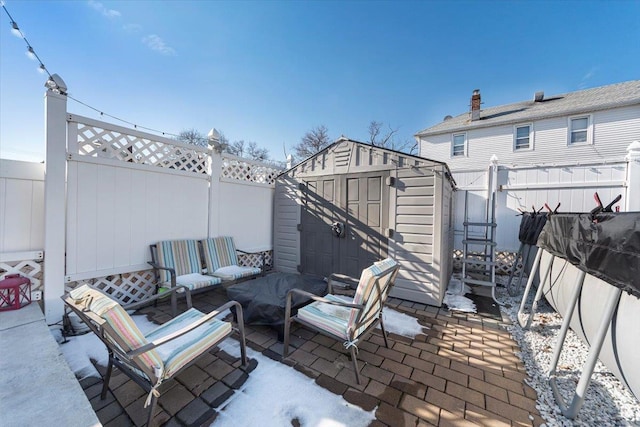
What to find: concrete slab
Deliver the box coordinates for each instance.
[0,304,101,427]
[0,302,44,331]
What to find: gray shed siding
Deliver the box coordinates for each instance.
[273,139,455,306]
[273,177,301,274]
[388,166,453,306]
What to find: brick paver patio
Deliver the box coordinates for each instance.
[80,287,544,427]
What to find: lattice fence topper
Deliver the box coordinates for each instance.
[73,120,210,175]
[0,259,43,291]
[238,250,273,270]
[452,249,521,276]
[222,156,282,185]
[64,250,274,305]
[65,270,156,305]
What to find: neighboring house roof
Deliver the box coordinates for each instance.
[416,80,640,137]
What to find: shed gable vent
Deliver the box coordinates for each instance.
[334,145,351,167]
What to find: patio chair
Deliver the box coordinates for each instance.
[62,284,247,427]
[282,258,399,384]
[149,239,222,316]
[201,237,264,284]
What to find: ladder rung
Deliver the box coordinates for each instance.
[463,239,497,246]
[464,222,497,227]
[462,278,496,287]
[461,259,496,266]
[465,270,492,276]
[463,253,492,259]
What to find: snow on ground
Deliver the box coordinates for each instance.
[57,306,420,427]
[496,276,640,426]
[380,306,426,338]
[443,276,477,313]
[212,340,375,427]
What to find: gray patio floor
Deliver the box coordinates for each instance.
[0,287,544,427]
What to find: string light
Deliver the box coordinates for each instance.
[2,2,180,139]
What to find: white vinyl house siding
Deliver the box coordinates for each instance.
[419,105,640,170]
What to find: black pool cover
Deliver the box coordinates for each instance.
[536,213,640,298]
[518,212,549,245]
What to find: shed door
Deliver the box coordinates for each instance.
[342,174,389,278]
[300,172,389,279]
[300,178,340,277]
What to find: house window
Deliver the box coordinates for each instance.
[569,116,591,144]
[452,133,466,157]
[514,125,532,150]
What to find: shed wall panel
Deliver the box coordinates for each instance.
[273,179,301,273]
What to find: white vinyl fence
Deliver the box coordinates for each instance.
[452,148,639,273]
[0,159,44,292]
[0,90,280,323]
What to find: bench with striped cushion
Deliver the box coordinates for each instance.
[201,237,262,281]
[152,240,222,292]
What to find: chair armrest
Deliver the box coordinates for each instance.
[285,288,363,312]
[122,285,192,311]
[327,273,359,293]
[147,261,177,287]
[128,300,244,357]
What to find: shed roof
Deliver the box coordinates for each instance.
[280,137,456,186]
[416,80,640,137]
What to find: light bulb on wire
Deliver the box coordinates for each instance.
[26,46,36,60]
[10,20,21,37]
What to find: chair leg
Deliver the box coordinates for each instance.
[350,346,361,384]
[379,315,390,348]
[282,294,293,357]
[236,306,248,367]
[101,353,114,399]
[146,393,158,427]
[170,292,177,318]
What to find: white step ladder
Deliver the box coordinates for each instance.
[461,158,499,303]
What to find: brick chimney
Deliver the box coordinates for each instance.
[471,89,481,121]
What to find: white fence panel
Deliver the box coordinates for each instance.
[217,180,275,253]
[451,162,629,253]
[0,160,44,253]
[66,160,209,279]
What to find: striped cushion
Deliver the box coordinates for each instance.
[69,284,118,316]
[202,237,239,272]
[156,240,203,284]
[212,265,261,281]
[297,294,352,340]
[349,258,398,336]
[145,308,232,378]
[102,305,164,378]
[174,273,222,291]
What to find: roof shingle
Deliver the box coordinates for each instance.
[416,80,640,136]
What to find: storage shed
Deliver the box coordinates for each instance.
[273,138,456,306]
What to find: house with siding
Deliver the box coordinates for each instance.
[416,80,640,170]
[415,80,640,253]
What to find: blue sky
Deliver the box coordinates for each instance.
[1,0,639,163]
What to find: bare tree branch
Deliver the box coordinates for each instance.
[292,125,331,160]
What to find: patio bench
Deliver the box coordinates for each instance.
[201,236,264,284]
[149,238,265,316]
[149,239,222,316]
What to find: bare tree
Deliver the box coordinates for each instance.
[367,121,414,153]
[227,140,269,161]
[293,125,331,160]
[176,128,207,147]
